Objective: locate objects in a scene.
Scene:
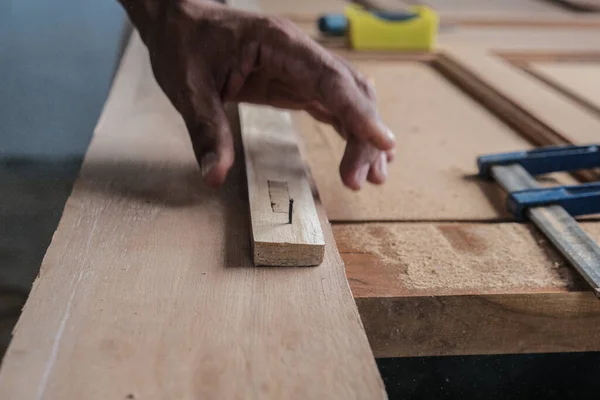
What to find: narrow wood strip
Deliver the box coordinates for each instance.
[240,105,325,266]
[440,28,600,52]
[439,45,600,144]
[0,33,385,399]
[433,52,570,147]
[497,50,600,64]
[435,46,600,181]
[527,62,600,114]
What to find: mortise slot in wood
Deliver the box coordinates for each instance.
[267,180,290,213]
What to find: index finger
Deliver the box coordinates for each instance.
[318,66,396,151]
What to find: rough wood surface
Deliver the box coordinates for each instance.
[337,222,600,357]
[293,60,575,222]
[357,292,600,358]
[440,45,600,147]
[528,62,600,113]
[240,105,325,266]
[425,0,566,18]
[0,33,386,400]
[337,223,585,298]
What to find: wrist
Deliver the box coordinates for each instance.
[118,0,165,40]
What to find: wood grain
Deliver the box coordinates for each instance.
[0,33,386,399]
[528,62,600,113]
[440,45,600,146]
[425,0,567,18]
[240,105,325,266]
[439,28,600,51]
[293,60,575,222]
[337,222,600,357]
[357,292,600,358]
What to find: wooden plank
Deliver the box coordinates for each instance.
[240,105,325,266]
[292,60,575,222]
[357,292,600,358]
[438,45,600,147]
[439,28,600,51]
[336,222,600,357]
[425,0,567,19]
[0,33,386,399]
[433,51,570,149]
[528,62,600,113]
[498,50,600,64]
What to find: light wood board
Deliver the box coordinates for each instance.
[528,62,600,113]
[440,28,600,51]
[425,0,567,18]
[441,45,600,146]
[293,60,575,222]
[240,105,325,266]
[0,33,386,399]
[337,222,600,357]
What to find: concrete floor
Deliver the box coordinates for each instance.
[1,1,599,398]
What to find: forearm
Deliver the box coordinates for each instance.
[117,0,222,41]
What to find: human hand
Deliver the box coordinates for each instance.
[120,0,396,190]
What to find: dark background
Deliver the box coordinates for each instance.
[1,1,599,398]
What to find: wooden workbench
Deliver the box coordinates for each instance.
[2,0,600,398]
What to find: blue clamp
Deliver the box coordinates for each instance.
[478,144,600,180]
[508,182,600,220]
[478,144,600,220]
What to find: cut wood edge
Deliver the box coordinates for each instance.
[357,292,600,358]
[254,241,325,267]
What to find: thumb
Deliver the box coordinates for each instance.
[185,95,235,188]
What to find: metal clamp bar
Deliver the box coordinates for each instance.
[492,164,600,297]
[478,144,600,179]
[508,182,600,220]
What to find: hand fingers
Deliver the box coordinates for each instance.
[183,92,235,188]
[339,138,382,191]
[305,103,344,135]
[333,53,376,101]
[367,151,387,185]
[256,19,395,151]
[386,148,396,163]
[319,69,395,151]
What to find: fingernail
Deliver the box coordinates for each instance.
[201,152,218,179]
[366,75,377,95]
[379,154,388,179]
[355,163,370,189]
[377,120,396,144]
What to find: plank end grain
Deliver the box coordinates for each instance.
[240,105,325,267]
